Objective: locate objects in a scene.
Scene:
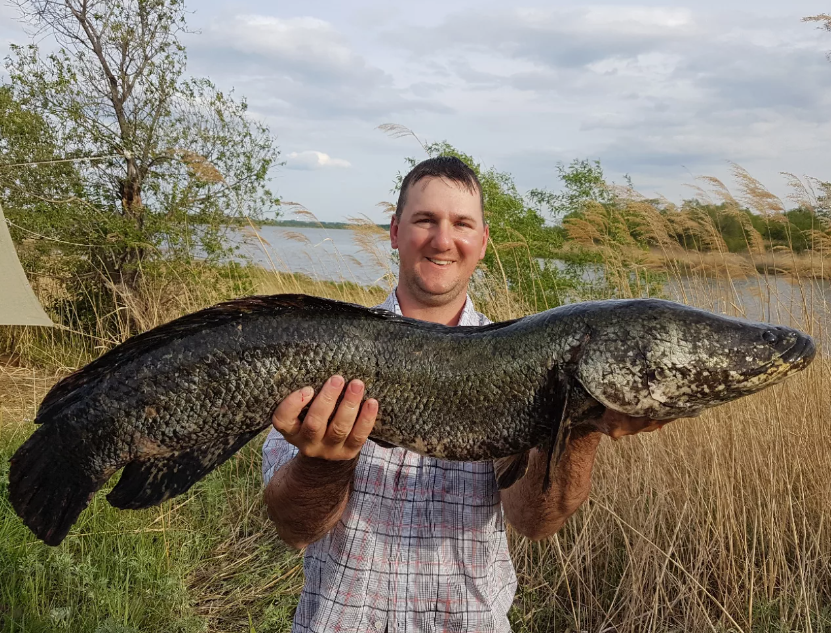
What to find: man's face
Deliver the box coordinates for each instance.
[390,176,489,307]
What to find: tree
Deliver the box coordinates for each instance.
[5,0,280,287]
[0,84,86,234]
[528,159,614,220]
[804,14,831,59]
[0,85,76,278]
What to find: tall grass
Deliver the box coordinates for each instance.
[1,177,830,631]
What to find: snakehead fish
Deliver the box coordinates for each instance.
[8,294,816,545]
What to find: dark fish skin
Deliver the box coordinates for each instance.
[8,294,816,545]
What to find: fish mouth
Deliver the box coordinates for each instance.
[743,332,816,380]
[780,333,816,367]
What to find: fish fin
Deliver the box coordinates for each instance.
[9,424,107,546]
[543,369,572,493]
[107,430,260,510]
[494,452,530,490]
[370,438,397,449]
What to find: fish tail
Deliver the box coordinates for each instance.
[9,425,105,546]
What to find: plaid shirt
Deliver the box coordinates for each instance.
[262,290,517,633]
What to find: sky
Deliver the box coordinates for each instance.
[2,0,830,222]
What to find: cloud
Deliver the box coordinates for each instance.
[211,15,382,86]
[186,14,450,122]
[3,1,827,221]
[389,7,695,70]
[383,7,831,186]
[286,150,352,170]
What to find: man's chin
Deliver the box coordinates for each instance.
[406,277,466,307]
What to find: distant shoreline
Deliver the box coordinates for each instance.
[256,219,391,230]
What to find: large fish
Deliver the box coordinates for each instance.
[8,295,816,545]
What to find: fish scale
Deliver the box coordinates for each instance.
[7,294,815,546]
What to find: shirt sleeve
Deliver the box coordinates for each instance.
[262,427,299,485]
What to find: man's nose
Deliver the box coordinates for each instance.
[430,222,452,250]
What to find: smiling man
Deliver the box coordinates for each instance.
[262,157,667,633]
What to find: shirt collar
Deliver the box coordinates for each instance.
[379,288,482,326]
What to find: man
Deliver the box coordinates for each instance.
[262,157,668,632]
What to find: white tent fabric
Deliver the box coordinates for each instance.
[0,201,54,326]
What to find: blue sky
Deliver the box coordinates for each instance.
[2,0,830,222]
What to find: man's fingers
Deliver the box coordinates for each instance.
[323,379,365,446]
[272,386,314,437]
[302,375,345,442]
[344,399,378,451]
[273,376,378,459]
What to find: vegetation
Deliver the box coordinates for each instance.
[255,218,390,231]
[1,0,280,343]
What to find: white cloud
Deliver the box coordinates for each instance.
[186,13,450,123]
[582,7,694,30]
[4,0,828,221]
[219,15,369,78]
[286,150,352,170]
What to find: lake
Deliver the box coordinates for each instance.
[228,225,395,287]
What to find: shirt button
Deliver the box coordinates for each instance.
[374,621,384,631]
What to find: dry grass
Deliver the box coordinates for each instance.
[564,168,831,284]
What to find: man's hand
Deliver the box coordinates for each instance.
[265,375,379,548]
[272,375,379,461]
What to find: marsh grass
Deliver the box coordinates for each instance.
[1,176,831,632]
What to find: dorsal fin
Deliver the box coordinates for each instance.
[36,294,393,422]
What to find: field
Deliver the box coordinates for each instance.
[1,246,830,633]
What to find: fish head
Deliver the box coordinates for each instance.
[574,300,816,419]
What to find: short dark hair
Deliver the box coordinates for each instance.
[395,156,484,220]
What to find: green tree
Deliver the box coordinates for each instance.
[0,85,84,215]
[5,0,280,288]
[528,158,614,220]
[0,85,98,283]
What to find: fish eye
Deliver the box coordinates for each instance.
[762,330,777,344]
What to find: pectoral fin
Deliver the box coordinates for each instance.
[544,368,573,493]
[107,429,260,509]
[494,451,530,490]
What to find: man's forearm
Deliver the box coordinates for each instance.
[501,431,602,540]
[264,454,359,549]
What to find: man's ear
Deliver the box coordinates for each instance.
[390,215,399,249]
[478,223,489,260]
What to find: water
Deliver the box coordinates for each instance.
[664,274,831,339]
[228,225,395,287]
